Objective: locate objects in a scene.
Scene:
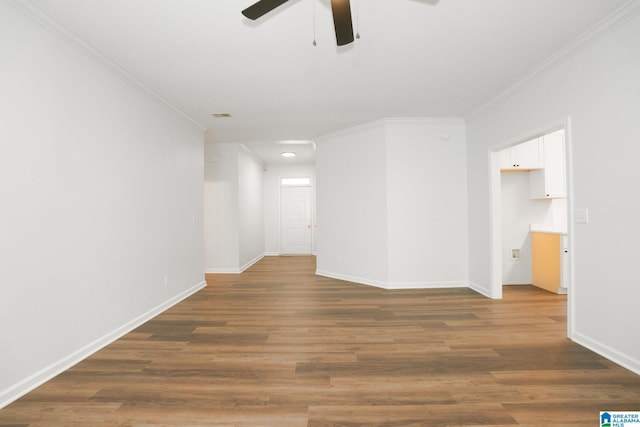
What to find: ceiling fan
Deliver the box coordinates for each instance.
[242,0,355,46]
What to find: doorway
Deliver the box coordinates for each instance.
[489,118,574,335]
[280,178,313,255]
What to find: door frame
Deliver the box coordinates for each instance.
[488,116,575,338]
[279,176,314,255]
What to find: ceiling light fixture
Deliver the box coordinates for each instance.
[212,113,232,118]
[242,0,355,46]
[281,152,297,158]
[278,140,313,145]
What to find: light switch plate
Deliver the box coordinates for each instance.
[575,208,590,224]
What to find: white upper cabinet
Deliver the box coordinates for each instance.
[500,138,544,171]
[530,130,566,199]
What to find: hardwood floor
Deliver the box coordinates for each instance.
[1,256,638,426]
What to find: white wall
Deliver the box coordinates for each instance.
[385,119,468,287]
[204,143,239,272]
[316,118,468,289]
[467,10,640,373]
[263,164,316,255]
[204,142,264,273]
[316,121,389,286]
[238,145,265,270]
[0,2,205,407]
[500,172,553,284]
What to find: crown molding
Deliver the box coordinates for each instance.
[316,117,465,142]
[383,117,466,125]
[466,0,640,121]
[6,0,205,131]
[315,118,387,142]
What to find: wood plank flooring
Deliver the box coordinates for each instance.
[1,256,638,426]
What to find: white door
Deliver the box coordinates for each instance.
[281,186,312,254]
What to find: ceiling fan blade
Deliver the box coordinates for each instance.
[242,0,289,20]
[330,0,355,46]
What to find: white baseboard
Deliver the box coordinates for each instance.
[385,281,468,290]
[316,270,388,289]
[316,270,468,291]
[0,280,206,410]
[239,253,264,272]
[572,331,640,376]
[205,268,241,274]
[205,253,265,274]
[468,281,496,298]
[264,252,316,257]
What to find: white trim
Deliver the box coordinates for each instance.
[467,0,640,120]
[240,143,265,167]
[572,332,640,376]
[315,270,389,289]
[264,252,281,256]
[316,270,468,291]
[382,117,466,125]
[384,281,468,290]
[316,117,465,142]
[5,0,205,131]
[488,118,573,303]
[564,117,576,340]
[240,253,264,273]
[468,281,495,299]
[205,268,242,274]
[0,280,207,410]
[205,253,265,274]
[488,149,503,300]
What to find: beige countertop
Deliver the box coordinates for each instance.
[530,224,567,235]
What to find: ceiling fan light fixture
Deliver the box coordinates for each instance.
[241,0,288,20]
[242,0,354,46]
[330,0,355,46]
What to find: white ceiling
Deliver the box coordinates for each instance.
[246,139,316,165]
[27,0,629,163]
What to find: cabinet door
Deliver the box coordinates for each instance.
[500,138,543,171]
[499,148,513,170]
[530,132,566,199]
[531,232,561,293]
[514,138,544,169]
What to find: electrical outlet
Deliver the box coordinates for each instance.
[511,248,521,259]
